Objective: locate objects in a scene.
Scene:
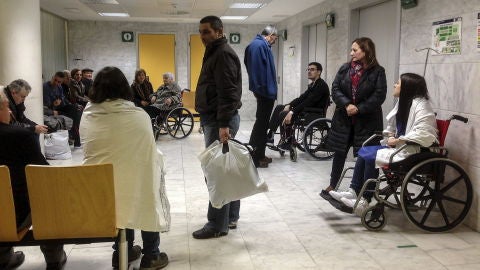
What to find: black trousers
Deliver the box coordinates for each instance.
[267,104,293,136]
[329,128,354,188]
[249,94,275,163]
[57,104,81,146]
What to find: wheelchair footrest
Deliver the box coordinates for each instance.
[320,191,353,214]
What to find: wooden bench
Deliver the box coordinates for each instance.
[0,164,128,270]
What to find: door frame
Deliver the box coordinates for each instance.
[301,17,329,92]
[348,0,401,75]
[136,31,177,85]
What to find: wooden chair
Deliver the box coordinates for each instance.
[0,164,128,270]
[0,165,30,242]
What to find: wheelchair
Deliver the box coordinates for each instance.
[333,115,472,232]
[267,107,334,162]
[150,91,194,140]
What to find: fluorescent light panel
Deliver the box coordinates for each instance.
[230,3,266,9]
[98,12,129,17]
[220,16,248,20]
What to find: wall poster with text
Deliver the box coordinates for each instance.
[477,13,480,52]
[432,17,462,55]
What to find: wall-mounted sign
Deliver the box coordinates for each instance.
[229,33,241,44]
[432,17,461,55]
[122,31,134,42]
[325,12,335,29]
[477,13,480,52]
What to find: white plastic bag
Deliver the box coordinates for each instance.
[44,130,72,160]
[198,140,268,209]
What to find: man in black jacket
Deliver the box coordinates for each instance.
[0,92,66,270]
[266,62,330,150]
[193,15,242,239]
[4,79,48,134]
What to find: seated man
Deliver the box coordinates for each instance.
[3,79,48,134]
[266,62,330,150]
[43,71,82,147]
[0,92,67,270]
[144,72,182,121]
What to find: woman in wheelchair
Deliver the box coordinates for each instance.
[328,73,438,216]
[143,72,182,122]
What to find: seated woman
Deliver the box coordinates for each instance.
[144,72,182,121]
[328,73,438,216]
[131,68,154,109]
[69,68,89,107]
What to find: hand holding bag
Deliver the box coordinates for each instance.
[198,139,268,209]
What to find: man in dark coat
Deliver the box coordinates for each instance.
[3,79,48,134]
[193,15,242,239]
[266,62,330,149]
[0,92,66,270]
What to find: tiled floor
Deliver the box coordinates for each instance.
[15,121,480,270]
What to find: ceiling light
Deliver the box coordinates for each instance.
[230,3,266,9]
[98,12,129,17]
[65,8,81,13]
[220,16,248,20]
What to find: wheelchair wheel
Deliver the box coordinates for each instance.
[166,107,194,139]
[289,146,297,162]
[400,158,473,232]
[302,118,334,160]
[361,204,387,231]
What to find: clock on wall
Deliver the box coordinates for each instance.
[325,12,335,29]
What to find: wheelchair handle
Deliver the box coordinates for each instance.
[451,115,468,123]
[389,144,408,164]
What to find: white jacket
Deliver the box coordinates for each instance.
[376,98,438,166]
[80,99,170,232]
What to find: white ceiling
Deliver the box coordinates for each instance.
[40,0,326,24]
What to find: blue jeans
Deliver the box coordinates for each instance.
[350,156,379,200]
[113,229,160,256]
[200,112,241,233]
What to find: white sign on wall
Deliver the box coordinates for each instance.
[432,17,462,55]
[477,13,480,52]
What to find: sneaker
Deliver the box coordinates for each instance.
[139,252,169,270]
[329,188,357,202]
[228,221,238,229]
[46,251,67,270]
[341,197,369,216]
[0,251,25,270]
[192,227,228,239]
[112,245,142,269]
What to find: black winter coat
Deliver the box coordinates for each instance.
[195,37,242,127]
[326,63,387,154]
[4,88,37,133]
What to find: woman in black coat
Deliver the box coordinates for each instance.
[321,37,387,196]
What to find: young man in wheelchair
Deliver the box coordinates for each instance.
[265,62,330,154]
[327,73,438,216]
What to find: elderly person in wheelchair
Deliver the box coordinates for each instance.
[144,72,182,122]
[327,73,438,216]
[265,62,330,156]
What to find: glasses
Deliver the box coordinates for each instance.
[306,68,317,72]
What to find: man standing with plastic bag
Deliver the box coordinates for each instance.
[193,15,242,239]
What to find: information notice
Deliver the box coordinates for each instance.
[432,17,462,55]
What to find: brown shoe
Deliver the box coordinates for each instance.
[261,156,273,163]
[255,159,269,168]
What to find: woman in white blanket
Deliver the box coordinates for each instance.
[329,73,438,215]
[81,66,170,270]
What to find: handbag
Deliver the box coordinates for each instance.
[198,139,268,209]
[44,130,72,160]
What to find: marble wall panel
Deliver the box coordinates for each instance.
[68,21,263,120]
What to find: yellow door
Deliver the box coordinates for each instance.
[183,34,205,113]
[138,34,175,90]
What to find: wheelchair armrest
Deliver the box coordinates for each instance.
[388,144,408,164]
[362,132,384,147]
[302,107,325,114]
